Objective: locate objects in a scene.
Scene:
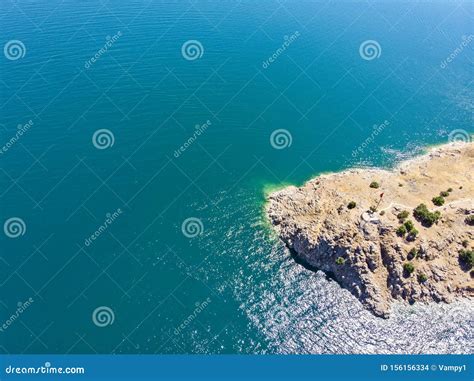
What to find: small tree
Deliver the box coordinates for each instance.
[396,225,407,237]
[432,196,445,206]
[347,201,357,209]
[397,210,409,221]
[459,249,474,269]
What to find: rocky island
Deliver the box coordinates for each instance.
[267,142,474,317]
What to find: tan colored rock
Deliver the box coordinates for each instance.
[267,142,474,317]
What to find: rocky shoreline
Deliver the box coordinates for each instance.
[267,142,474,317]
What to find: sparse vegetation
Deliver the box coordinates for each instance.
[459,249,474,269]
[396,225,407,237]
[404,220,415,232]
[465,215,474,226]
[407,248,418,260]
[407,228,419,241]
[418,273,428,283]
[447,187,453,192]
[369,181,380,189]
[462,240,469,248]
[347,201,357,209]
[335,257,346,265]
[440,191,450,197]
[413,204,441,227]
[403,262,415,275]
[432,196,445,206]
[397,210,409,221]
[369,206,377,213]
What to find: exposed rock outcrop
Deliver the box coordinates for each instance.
[267,142,474,317]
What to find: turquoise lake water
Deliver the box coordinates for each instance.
[1,1,473,354]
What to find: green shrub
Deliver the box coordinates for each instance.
[403,262,415,275]
[397,210,410,221]
[407,228,419,241]
[404,220,415,232]
[459,250,474,269]
[447,188,453,193]
[407,248,418,260]
[432,196,445,206]
[413,204,441,227]
[396,225,407,237]
[440,191,450,197]
[335,257,346,265]
[347,201,357,209]
[418,273,428,283]
[369,181,380,189]
[465,215,474,226]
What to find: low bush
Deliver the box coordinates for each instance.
[347,201,357,209]
[465,215,474,226]
[440,191,450,197]
[413,204,441,227]
[432,196,445,206]
[404,220,415,232]
[397,210,409,221]
[369,181,380,189]
[396,225,407,237]
[335,257,346,265]
[403,262,415,275]
[459,249,474,269]
[418,273,428,283]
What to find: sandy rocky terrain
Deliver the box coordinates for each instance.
[267,142,474,317]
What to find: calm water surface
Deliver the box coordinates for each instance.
[1,1,473,353]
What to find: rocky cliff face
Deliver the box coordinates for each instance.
[267,143,474,317]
